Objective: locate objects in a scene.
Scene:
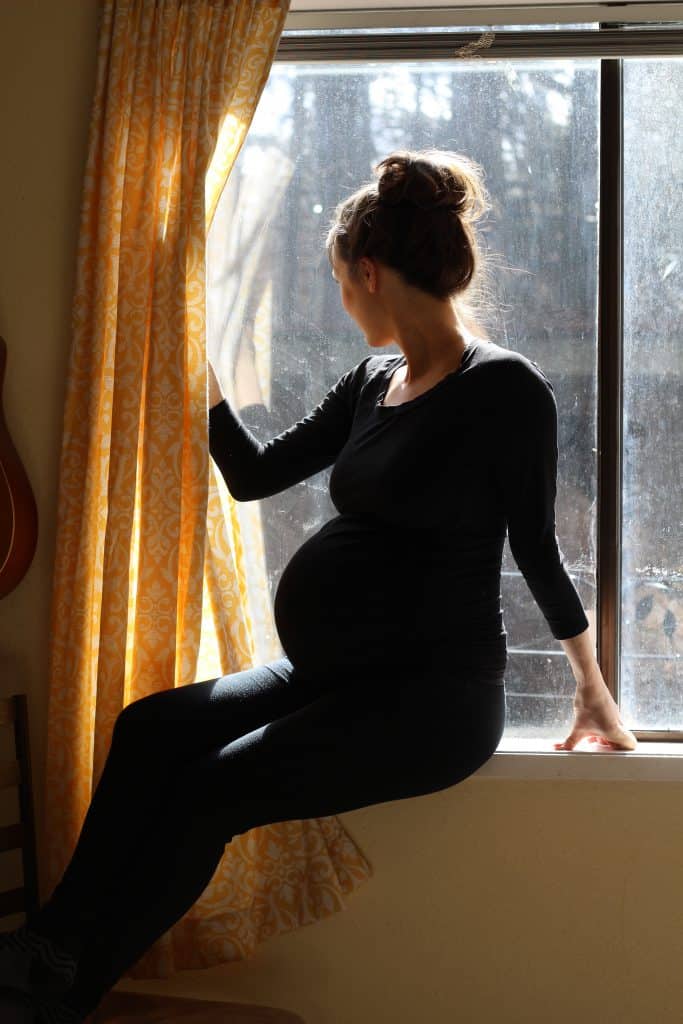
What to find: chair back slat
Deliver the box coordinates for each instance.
[0,885,27,917]
[0,759,20,789]
[0,694,40,921]
[0,699,14,727]
[0,822,23,852]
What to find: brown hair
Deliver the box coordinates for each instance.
[325,148,500,341]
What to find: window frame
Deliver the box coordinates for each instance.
[278,16,683,749]
[283,1,683,33]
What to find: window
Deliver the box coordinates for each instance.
[205,17,682,745]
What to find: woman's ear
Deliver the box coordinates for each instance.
[360,256,378,294]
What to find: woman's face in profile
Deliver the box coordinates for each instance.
[330,250,359,316]
[330,249,393,350]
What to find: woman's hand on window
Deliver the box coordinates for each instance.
[208,359,225,409]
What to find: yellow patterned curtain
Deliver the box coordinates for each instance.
[43,0,372,980]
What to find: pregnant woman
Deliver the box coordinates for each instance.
[0,149,636,1023]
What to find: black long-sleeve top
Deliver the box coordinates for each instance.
[209,338,589,686]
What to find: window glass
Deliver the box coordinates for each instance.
[621,58,683,730]
[206,54,600,739]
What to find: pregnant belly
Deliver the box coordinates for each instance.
[273,516,400,680]
[273,515,507,683]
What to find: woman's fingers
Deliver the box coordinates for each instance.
[553,729,638,752]
[553,736,611,751]
[553,729,583,751]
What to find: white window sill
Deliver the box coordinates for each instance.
[473,739,683,781]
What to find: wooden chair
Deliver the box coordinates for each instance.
[0,692,40,928]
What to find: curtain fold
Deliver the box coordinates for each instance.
[43,0,372,980]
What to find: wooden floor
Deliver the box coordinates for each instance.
[88,991,306,1023]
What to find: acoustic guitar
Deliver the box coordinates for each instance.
[0,336,38,598]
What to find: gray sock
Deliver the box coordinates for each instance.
[36,1000,85,1024]
[0,924,78,1002]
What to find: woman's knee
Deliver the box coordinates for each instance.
[113,690,169,745]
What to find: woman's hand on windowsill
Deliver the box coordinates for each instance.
[553,682,638,752]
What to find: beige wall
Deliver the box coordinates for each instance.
[1,3,681,1022]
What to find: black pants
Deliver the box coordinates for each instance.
[30,657,505,1017]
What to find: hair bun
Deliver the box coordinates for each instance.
[375,151,467,214]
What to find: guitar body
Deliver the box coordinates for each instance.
[0,336,38,599]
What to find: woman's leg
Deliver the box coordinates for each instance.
[57,671,505,1020]
[28,658,328,959]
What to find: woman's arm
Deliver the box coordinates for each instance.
[207,358,363,502]
[497,365,590,644]
[558,620,599,685]
[497,363,637,751]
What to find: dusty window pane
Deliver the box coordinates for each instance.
[206,56,600,739]
[621,58,683,731]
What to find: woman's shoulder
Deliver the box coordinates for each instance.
[473,340,555,395]
[338,353,399,393]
